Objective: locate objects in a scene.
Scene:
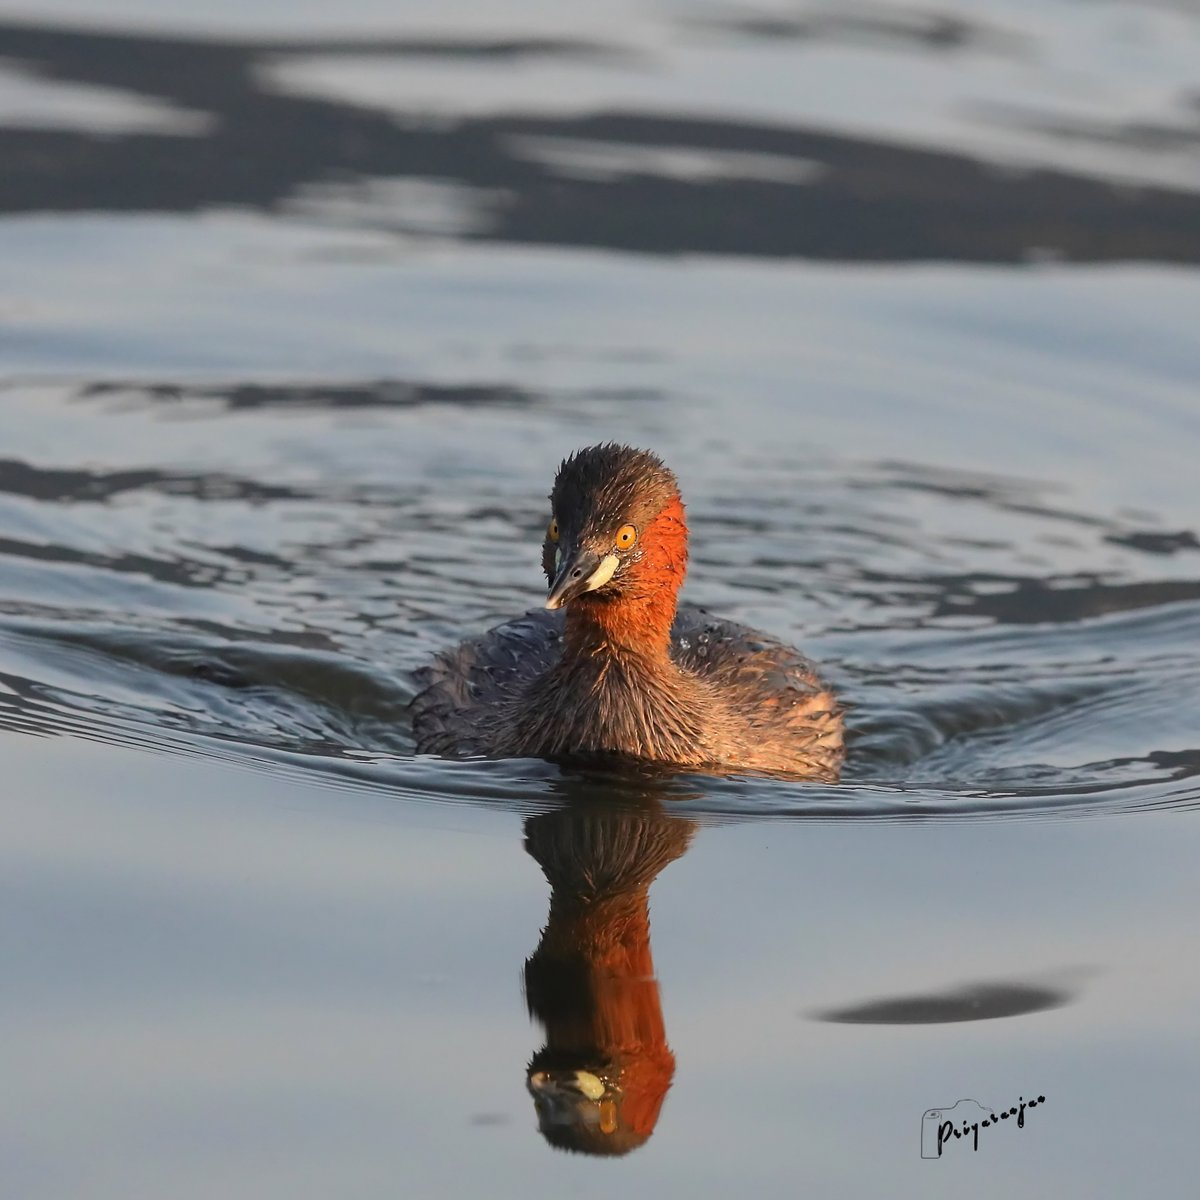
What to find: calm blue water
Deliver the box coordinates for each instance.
[2,2,1199,1195]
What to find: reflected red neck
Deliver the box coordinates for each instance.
[563,496,688,659]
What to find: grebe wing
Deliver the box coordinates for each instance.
[670,606,828,692]
[410,608,564,756]
[671,606,843,772]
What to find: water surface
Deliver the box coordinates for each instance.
[2,2,1199,1195]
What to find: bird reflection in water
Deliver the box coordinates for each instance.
[522,797,695,1155]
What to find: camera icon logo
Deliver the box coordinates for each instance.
[921,1099,996,1158]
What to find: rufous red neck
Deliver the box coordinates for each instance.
[563,495,688,660]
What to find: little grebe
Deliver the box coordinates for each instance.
[411,444,844,779]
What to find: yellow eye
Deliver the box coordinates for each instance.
[547,518,560,542]
[615,524,637,550]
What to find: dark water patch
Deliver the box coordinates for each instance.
[934,577,1200,623]
[198,543,294,571]
[79,378,543,412]
[857,462,1110,530]
[3,18,1199,262]
[1105,528,1200,556]
[0,19,630,73]
[68,378,661,415]
[974,97,1200,156]
[845,672,1120,768]
[0,621,410,756]
[0,534,240,590]
[458,112,1200,262]
[688,4,1028,55]
[812,977,1079,1025]
[0,458,307,503]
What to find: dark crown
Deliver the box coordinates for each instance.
[550,444,680,535]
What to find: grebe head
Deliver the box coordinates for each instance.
[542,444,687,613]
